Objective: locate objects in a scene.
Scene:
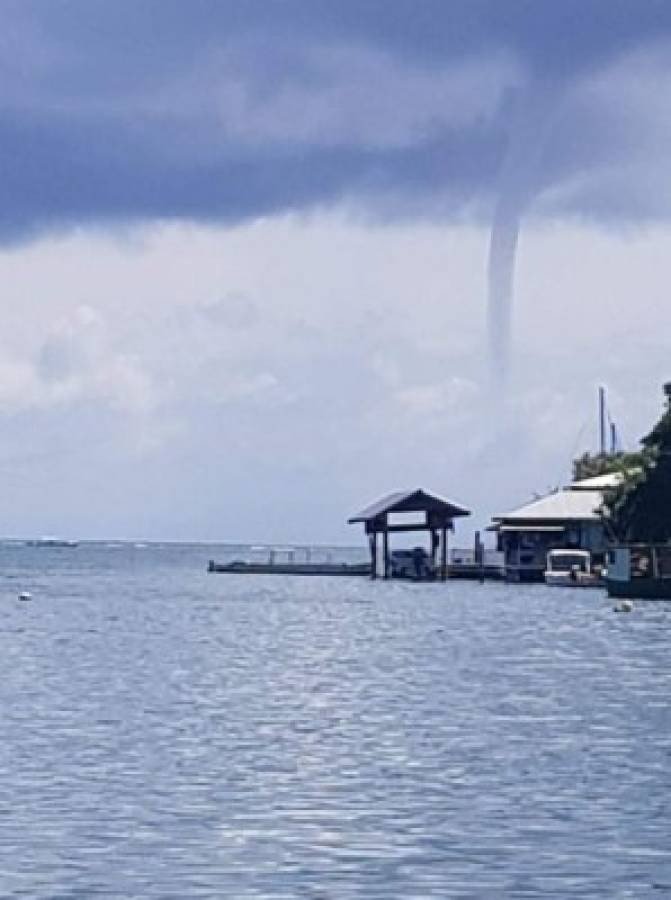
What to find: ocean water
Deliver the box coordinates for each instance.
[0,542,670,899]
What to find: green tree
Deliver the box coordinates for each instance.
[604,383,671,543]
[572,450,644,482]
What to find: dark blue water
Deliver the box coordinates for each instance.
[0,543,669,898]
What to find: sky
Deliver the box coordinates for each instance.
[2,0,671,543]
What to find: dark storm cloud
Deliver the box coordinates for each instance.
[2,0,671,239]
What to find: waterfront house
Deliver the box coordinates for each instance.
[490,473,621,581]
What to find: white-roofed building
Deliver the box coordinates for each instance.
[490,478,615,582]
[569,472,627,491]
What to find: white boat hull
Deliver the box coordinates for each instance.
[544,571,603,588]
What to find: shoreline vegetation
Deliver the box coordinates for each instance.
[575,383,671,544]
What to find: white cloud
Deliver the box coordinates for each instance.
[0,356,37,413]
[0,303,158,417]
[395,377,479,416]
[0,213,669,539]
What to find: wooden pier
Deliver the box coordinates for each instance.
[208,559,371,577]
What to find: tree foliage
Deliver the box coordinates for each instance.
[572,450,645,483]
[602,384,671,543]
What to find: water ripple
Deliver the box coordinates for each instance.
[0,546,670,897]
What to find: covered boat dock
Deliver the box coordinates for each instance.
[349,488,470,580]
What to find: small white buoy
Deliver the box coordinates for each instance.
[613,599,633,613]
[18,591,32,602]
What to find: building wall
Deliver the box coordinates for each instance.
[498,519,608,580]
[499,531,558,577]
[580,521,609,553]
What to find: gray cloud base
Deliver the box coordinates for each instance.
[3,1,671,240]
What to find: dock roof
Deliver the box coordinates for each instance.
[349,488,470,524]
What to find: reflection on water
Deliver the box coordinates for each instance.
[0,543,670,898]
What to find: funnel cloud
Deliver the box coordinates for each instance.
[488,200,521,382]
[487,87,559,383]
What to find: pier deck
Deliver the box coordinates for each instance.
[208,560,372,577]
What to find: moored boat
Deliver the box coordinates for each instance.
[25,537,79,548]
[544,549,604,587]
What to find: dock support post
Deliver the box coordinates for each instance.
[430,529,438,576]
[369,532,377,579]
[441,526,448,581]
[475,530,485,583]
[383,528,389,579]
